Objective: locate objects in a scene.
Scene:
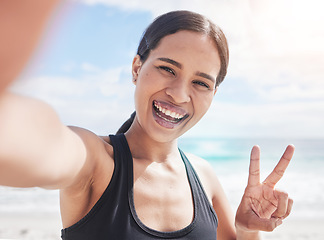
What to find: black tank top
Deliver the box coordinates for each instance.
[61,134,218,239]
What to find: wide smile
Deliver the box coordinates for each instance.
[152,100,189,129]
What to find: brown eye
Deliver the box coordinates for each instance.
[193,80,210,90]
[158,66,176,76]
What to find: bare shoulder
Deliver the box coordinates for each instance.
[184,152,236,239]
[184,152,213,174]
[182,154,236,239]
[69,126,114,158]
[61,126,115,191]
[184,152,223,203]
[100,135,112,146]
[60,127,115,228]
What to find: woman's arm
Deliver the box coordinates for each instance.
[188,153,261,240]
[0,92,88,189]
[0,0,59,93]
[235,145,294,239]
[199,163,261,240]
[211,176,237,240]
[190,144,294,240]
[0,1,99,190]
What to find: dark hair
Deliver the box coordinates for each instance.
[117,10,229,134]
[137,10,229,86]
[116,111,136,134]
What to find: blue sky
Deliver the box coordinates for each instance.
[36,4,151,76]
[11,0,324,139]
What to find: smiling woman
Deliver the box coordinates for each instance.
[129,30,221,143]
[117,10,228,135]
[0,7,295,240]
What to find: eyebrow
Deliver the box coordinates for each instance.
[196,71,216,84]
[157,57,216,83]
[158,57,182,69]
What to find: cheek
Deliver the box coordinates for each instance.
[194,95,213,116]
[135,71,163,96]
[134,73,157,109]
[205,96,214,109]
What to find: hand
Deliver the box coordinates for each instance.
[235,145,295,232]
[0,0,58,92]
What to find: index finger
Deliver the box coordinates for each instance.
[247,145,261,187]
[263,144,295,188]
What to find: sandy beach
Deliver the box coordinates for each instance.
[0,212,323,240]
[0,212,62,240]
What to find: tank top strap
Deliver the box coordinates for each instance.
[61,134,217,239]
[109,133,132,166]
[179,148,218,227]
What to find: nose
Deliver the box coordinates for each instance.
[165,78,191,104]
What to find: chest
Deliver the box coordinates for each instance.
[61,139,218,240]
[132,160,194,232]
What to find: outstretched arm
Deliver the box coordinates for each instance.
[0,1,95,190]
[0,0,59,92]
[235,145,295,239]
[0,92,88,189]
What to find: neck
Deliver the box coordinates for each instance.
[124,118,180,163]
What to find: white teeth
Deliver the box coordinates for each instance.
[154,102,185,120]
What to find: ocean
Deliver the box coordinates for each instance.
[179,137,324,221]
[1,138,323,220]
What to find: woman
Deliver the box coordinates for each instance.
[0,9,294,240]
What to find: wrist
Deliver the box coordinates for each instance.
[236,227,260,240]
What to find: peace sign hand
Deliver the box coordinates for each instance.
[235,145,295,233]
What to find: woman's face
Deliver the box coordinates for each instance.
[132,30,221,142]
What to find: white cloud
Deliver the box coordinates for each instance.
[13,64,131,97]
[187,100,324,138]
[12,1,323,138]
[257,83,324,102]
[11,64,135,134]
[74,0,324,102]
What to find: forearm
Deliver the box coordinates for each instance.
[0,92,60,186]
[0,92,86,188]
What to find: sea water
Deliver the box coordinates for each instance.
[179,137,324,221]
[1,138,323,221]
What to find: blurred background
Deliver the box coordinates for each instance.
[1,0,324,239]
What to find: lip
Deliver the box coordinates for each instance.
[152,100,189,129]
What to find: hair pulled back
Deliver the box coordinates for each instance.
[117,10,229,134]
[137,10,229,86]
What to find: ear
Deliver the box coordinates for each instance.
[132,55,142,85]
[213,86,218,96]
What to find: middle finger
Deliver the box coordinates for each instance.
[263,145,295,188]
